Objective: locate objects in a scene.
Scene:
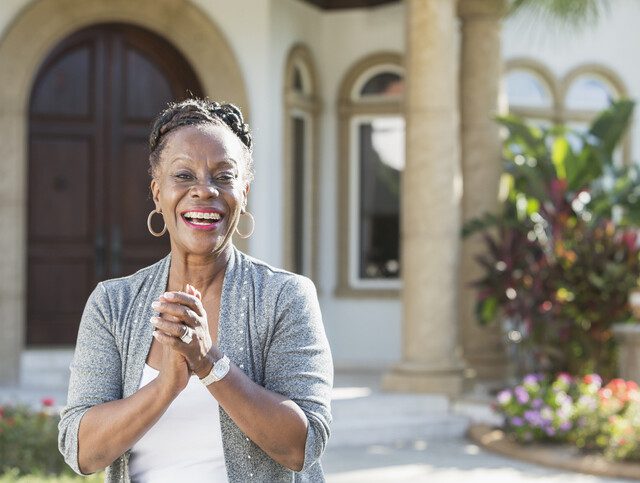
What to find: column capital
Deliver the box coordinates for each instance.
[457,0,507,19]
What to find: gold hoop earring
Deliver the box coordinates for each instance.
[235,211,255,239]
[147,209,167,237]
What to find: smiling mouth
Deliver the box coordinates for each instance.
[182,211,223,227]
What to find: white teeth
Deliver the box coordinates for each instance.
[184,211,222,221]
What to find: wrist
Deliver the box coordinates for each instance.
[193,348,222,379]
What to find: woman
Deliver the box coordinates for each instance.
[58,99,333,482]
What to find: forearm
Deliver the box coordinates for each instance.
[199,354,308,471]
[77,379,176,474]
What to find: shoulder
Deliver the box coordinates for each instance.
[99,255,168,292]
[96,255,169,307]
[237,250,316,301]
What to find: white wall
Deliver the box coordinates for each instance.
[316,4,405,369]
[502,0,640,159]
[189,0,407,370]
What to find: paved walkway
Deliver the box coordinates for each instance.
[322,438,630,482]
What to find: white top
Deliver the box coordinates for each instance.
[129,364,229,483]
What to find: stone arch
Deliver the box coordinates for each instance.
[0,0,249,383]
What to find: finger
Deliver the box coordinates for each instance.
[160,291,205,317]
[152,330,185,351]
[185,284,202,301]
[154,312,183,324]
[152,300,200,324]
[151,317,190,338]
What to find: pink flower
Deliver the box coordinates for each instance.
[42,397,55,407]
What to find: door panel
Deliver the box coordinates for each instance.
[27,24,203,345]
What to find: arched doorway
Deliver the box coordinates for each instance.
[27,24,203,345]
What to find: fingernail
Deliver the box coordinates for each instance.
[150,317,159,325]
[151,301,160,309]
[163,292,175,300]
[152,331,159,339]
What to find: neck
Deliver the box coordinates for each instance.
[168,243,233,295]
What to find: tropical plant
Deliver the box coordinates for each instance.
[464,100,640,378]
[510,0,610,31]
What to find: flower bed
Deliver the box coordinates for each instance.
[0,399,100,480]
[495,373,640,461]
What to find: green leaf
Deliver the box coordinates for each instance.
[588,99,635,162]
[477,297,499,326]
[551,136,569,180]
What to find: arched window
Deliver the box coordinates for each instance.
[504,61,629,163]
[338,54,404,295]
[504,61,557,125]
[283,45,319,278]
[561,67,628,162]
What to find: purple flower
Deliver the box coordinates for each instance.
[511,416,524,427]
[559,421,572,431]
[514,386,530,404]
[531,398,543,409]
[523,374,539,386]
[545,426,556,437]
[497,389,512,405]
[524,410,542,426]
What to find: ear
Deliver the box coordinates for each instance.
[241,183,251,214]
[150,177,161,211]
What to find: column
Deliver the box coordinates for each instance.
[382,0,465,397]
[458,0,508,382]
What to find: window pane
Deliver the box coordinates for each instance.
[360,72,404,97]
[506,70,553,108]
[358,117,404,279]
[292,66,304,93]
[292,116,306,274]
[566,75,616,111]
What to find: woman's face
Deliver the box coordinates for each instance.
[150,123,250,256]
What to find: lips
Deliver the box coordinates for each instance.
[181,209,224,231]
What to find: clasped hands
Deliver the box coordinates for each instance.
[151,284,214,379]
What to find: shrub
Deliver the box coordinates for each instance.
[464,100,640,378]
[495,373,640,461]
[0,399,74,478]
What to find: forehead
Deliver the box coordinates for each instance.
[160,123,245,166]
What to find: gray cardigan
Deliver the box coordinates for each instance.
[58,247,333,482]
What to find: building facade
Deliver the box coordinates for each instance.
[0,0,638,393]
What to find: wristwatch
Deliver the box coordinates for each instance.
[199,354,231,386]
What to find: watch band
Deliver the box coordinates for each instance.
[200,354,231,386]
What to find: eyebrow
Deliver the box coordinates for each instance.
[169,156,239,169]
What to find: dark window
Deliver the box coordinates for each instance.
[292,116,306,274]
[360,72,403,97]
[357,118,404,279]
[293,66,304,93]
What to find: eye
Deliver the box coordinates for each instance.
[174,171,194,181]
[217,172,237,183]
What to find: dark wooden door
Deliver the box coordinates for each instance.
[28,24,202,345]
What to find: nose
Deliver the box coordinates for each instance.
[190,181,219,199]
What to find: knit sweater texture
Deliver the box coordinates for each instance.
[58,246,333,482]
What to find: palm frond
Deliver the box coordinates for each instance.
[510,0,610,31]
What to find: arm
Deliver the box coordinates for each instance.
[58,284,190,475]
[151,277,333,472]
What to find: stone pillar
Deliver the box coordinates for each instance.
[458,0,508,382]
[382,0,465,397]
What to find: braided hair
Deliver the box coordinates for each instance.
[149,98,254,181]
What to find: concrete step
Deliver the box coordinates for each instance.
[329,392,469,447]
[20,348,74,390]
